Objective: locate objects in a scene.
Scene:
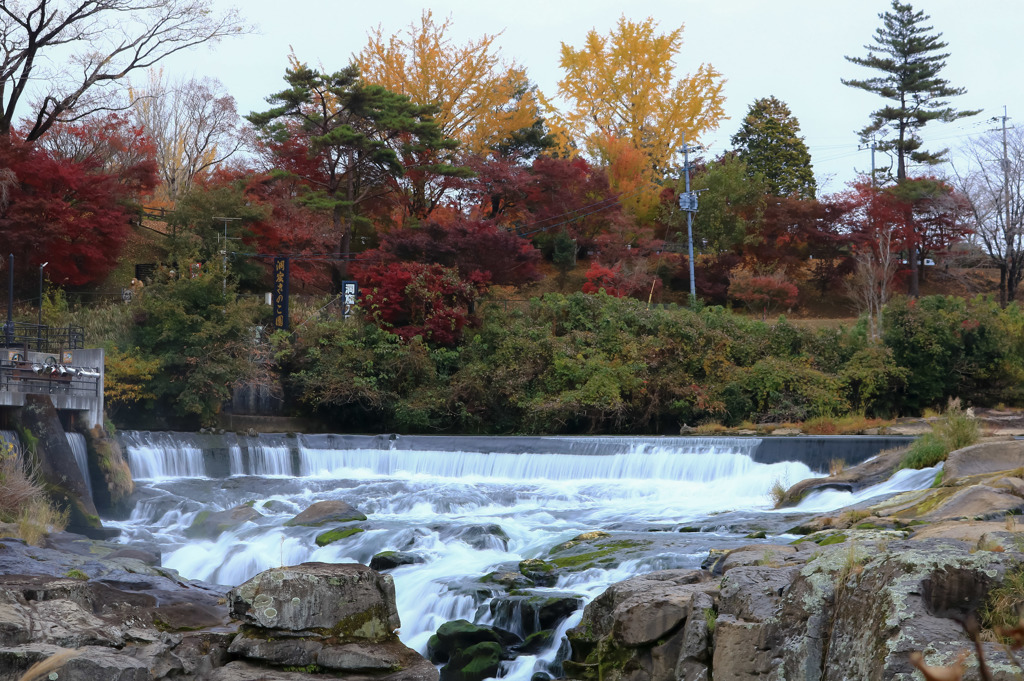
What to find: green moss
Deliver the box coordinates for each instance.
[64,568,88,580]
[855,523,882,530]
[549,540,646,569]
[519,558,554,575]
[282,664,322,673]
[818,533,848,546]
[183,510,211,539]
[315,526,364,547]
[745,530,767,539]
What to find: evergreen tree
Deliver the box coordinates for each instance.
[731,96,816,199]
[248,62,461,283]
[843,0,979,182]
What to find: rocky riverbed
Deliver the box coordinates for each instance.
[4,439,1024,680]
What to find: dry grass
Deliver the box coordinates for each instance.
[17,648,77,681]
[695,422,730,435]
[768,477,788,508]
[804,415,893,435]
[0,450,68,545]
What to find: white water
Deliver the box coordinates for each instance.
[123,431,205,479]
[110,434,931,680]
[65,432,91,497]
[789,464,942,513]
[229,442,292,477]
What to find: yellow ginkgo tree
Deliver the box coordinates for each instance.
[547,16,726,219]
[358,11,539,156]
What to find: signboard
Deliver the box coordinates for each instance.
[342,280,359,319]
[62,351,73,364]
[273,257,289,331]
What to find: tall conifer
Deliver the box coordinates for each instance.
[731,97,816,199]
[843,1,979,182]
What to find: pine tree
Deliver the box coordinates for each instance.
[731,97,816,199]
[843,1,979,182]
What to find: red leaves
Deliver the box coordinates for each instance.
[0,131,157,287]
[730,271,799,319]
[354,261,484,346]
[367,217,541,287]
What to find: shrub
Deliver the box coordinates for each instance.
[898,431,950,470]
[730,271,799,320]
[0,448,68,545]
[933,399,980,451]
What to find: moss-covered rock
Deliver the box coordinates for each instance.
[315,526,364,547]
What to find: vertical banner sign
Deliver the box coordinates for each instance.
[342,280,358,319]
[273,257,289,331]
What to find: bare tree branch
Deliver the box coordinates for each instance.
[0,0,251,141]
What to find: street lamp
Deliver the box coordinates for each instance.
[38,261,48,330]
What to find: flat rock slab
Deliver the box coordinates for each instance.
[944,441,1024,483]
[909,520,1010,543]
[921,485,1024,521]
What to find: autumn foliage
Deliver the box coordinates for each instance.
[0,124,157,287]
[354,262,487,346]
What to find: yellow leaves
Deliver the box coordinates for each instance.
[104,346,160,408]
[357,11,537,154]
[545,15,726,217]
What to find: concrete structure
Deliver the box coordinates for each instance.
[0,348,104,429]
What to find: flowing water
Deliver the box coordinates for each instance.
[109,433,933,681]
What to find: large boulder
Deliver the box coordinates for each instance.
[564,570,717,681]
[944,440,1024,483]
[229,562,399,638]
[284,500,366,526]
[17,394,105,537]
[227,562,436,681]
[184,504,263,540]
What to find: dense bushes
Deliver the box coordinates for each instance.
[64,287,1024,433]
[270,293,1024,434]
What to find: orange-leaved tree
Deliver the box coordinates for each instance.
[545,16,726,219]
[358,11,539,155]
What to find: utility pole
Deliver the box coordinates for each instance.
[679,137,701,305]
[858,139,878,187]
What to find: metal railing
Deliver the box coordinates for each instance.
[0,360,100,397]
[0,322,84,353]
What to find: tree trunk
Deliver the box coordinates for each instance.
[999,264,1008,308]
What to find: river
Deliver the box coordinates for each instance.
[107,432,935,681]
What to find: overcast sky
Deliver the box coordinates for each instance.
[160,0,1022,195]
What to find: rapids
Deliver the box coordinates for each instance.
[109,432,930,681]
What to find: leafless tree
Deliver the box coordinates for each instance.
[0,0,249,142]
[129,69,242,204]
[953,126,1024,306]
[847,226,900,340]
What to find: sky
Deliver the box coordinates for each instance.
[157,0,1024,196]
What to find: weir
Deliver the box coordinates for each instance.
[119,431,913,480]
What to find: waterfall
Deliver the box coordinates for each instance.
[230,439,293,477]
[65,432,91,496]
[122,431,205,479]
[296,438,762,482]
